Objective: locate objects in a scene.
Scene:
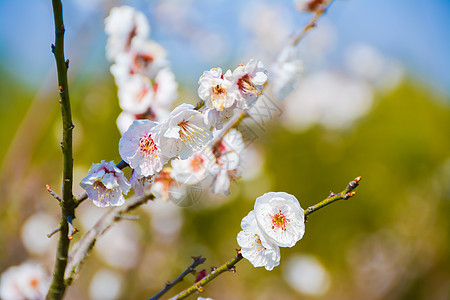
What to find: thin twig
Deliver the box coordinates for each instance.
[47,0,75,299]
[46,184,62,202]
[47,226,62,238]
[170,176,361,299]
[150,256,207,300]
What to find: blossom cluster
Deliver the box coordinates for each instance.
[79,6,270,207]
[237,192,305,270]
[105,5,178,134]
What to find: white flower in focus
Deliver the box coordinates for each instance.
[198,68,236,111]
[119,120,170,177]
[130,170,154,197]
[157,103,212,159]
[254,192,305,247]
[171,148,214,184]
[80,160,131,208]
[271,45,303,100]
[105,6,150,60]
[237,211,281,271]
[0,262,50,300]
[232,59,268,109]
[116,74,154,114]
[294,0,327,13]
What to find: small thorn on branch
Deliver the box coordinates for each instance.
[47,226,61,238]
[328,191,336,198]
[46,184,62,202]
[344,191,356,199]
[65,59,69,69]
[51,44,55,53]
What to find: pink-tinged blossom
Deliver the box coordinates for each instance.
[294,0,327,13]
[105,6,150,60]
[157,103,212,160]
[254,192,305,247]
[150,168,186,202]
[237,211,281,271]
[153,68,178,115]
[0,262,50,300]
[210,129,245,195]
[80,160,131,208]
[198,68,236,111]
[119,120,170,177]
[128,38,168,78]
[170,147,215,185]
[116,74,154,114]
[232,59,268,109]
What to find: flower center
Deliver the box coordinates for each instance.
[271,210,289,231]
[190,154,205,172]
[213,84,226,95]
[29,277,39,288]
[178,119,207,151]
[238,74,260,95]
[139,134,158,156]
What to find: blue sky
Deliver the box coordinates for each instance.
[0,0,449,96]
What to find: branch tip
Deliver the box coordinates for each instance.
[46,184,62,202]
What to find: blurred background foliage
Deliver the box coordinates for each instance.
[0,0,449,299]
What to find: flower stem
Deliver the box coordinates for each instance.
[47,0,75,299]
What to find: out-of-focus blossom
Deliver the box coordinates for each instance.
[198,68,236,111]
[89,269,123,300]
[210,129,245,195]
[116,74,155,114]
[345,44,404,92]
[105,6,150,60]
[254,192,305,247]
[150,168,186,202]
[21,213,57,255]
[152,68,178,116]
[271,45,303,99]
[171,147,214,185]
[232,59,268,109]
[143,198,183,241]
[202,106,237,130]
[95,221,141,270]
[119,120,169,177]
[80,160,131,208]
[0,262,50,300]
[283,254,331,296]
[128,38,168,78]
[282,70,373,131]
[294,0,327,13]
[157,103,212,159]
[237,211,281,271]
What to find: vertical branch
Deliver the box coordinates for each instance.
[47,0,75,299]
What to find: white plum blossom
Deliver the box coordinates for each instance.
[210,129,245,195]
[116,74,155,114]
[254,192,305,247]
[237,211,281,271]
[80,160,131,207]
[128,38,168,78]
[295,0,327,13]
[157,103,212,159]
[150,168,187,202]
[271,45,303,99]
[198,68,236,111]
[170,147,214,185]
[0,262,50,300]
[152,68,178,116]
[232,59,268,109]
[130,170,154,197]
[119,120,170,177]
[202,106,236,130]
[105,6,150,60]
